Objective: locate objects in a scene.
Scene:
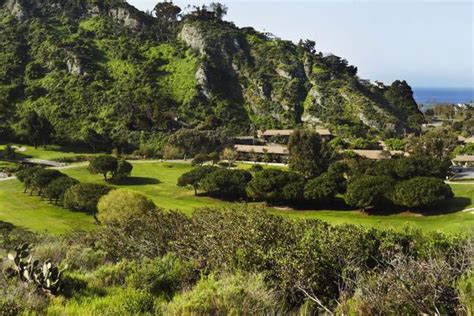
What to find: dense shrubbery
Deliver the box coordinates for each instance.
[1,207,469,314]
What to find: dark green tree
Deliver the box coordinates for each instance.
[200,169,252,200]
[43,176,79,204]
[88,155,119,180]
[391,177,453,209]
[304,173,338,204]
[23,112,54,149]
[345,175,395,211]
[63,183,112,217]
[246,169,305,205]
[177,166,218,195]
[288,129,336,178]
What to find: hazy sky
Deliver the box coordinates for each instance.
[129,0,473,88]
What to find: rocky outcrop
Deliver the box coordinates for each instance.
[179,23,208,55]
[108,7,141,30]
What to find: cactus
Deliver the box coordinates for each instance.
[7,244,65,295]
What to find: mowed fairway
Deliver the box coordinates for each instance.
[0,161,473,234]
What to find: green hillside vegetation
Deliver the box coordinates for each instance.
[0,0,422,153]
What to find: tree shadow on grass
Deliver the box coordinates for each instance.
[423,197,472,215]
[114,177,161,186]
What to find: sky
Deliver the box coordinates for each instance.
[128,0,474,89]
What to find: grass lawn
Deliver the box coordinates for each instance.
[0,143,97,160]
[0,161,473,235]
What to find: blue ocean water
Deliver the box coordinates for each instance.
[413,87,474,105]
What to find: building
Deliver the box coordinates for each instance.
[458,136,474,144]
[452,155,474,167]
[347,150,405,160]
[234,144,289,162]
[257,128,332,143]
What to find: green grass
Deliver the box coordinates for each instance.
[0,161,472,234]
[0,144,96,161]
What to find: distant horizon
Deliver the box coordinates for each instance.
[129,0,474,89]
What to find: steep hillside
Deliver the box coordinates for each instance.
[0,0,422,149]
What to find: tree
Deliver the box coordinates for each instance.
[88,155,118,180]
[345,176,395,211]
[63,183,112,217]
[221,148,236,166]
[209,2,227,19]
[97,189,156,224]
[43,176,79,205]
[304,173,338,204]
[191,153,209,166]
[16,166,44,193]
[113,159,133,181]
[406,129,458,160]
[153,1,182,39]
[177,166,218,195]
[208,152,220,165]
[22,111,54,149]
[30,169,64,196]
[390,177,453,209]
[246,169,305,205]
[288,129,336,178]
[200,169,252,200]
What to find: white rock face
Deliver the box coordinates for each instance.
[67,55,82,76]
[108,7,141,30]
[179,24,207,55]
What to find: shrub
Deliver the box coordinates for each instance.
[112,159,133,181]
[88,155,118,180]
[177,166,218,195]
[345,175,395,211]
[249,164,264,172]
[63,183,112,215]
[391,177,454,209]
[163,273,280,315]
[246,169,304,204]
[97,189,156,224]
[200,168,252,200]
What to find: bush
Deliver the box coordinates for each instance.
[63,183,112,215]
[246,169,304,205]
[32,169,64,196]
[345,175,396,211]
[163,273,280,315]
[391,177,454,209]
[177,166,218,195]
[97,189,156,224]
[249,164,264,172]
[112,159,133,181]
[304,172,338,203]
[200,168,252,200]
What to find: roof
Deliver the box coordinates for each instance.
[453,155,474,162]
[458,136,474,144]
[258,128,332,137]
[348,150,404,160]
[234,144,289,155]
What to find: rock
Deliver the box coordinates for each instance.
[108,7,141,30]
[179,23,207,55]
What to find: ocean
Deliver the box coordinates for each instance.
[413,87,474,105]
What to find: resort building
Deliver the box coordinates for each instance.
[452,155,474,167]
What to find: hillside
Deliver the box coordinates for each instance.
[0,0,422,149]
